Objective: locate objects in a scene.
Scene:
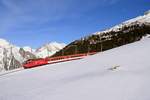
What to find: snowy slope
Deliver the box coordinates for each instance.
[35,42,66,58]
[95,10,150,35]
[0,37,150,100]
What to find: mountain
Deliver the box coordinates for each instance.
[0,39,65,72]
[0,39,23,72]
[0,39,66,72]
[1,10,149,72]
[35,42,66,58]
[23,46,35,53]
[22,42,66,58]
[0,37,150,100]
[95,10,150,35]
[53,10,150,57]
[0,39,36,72]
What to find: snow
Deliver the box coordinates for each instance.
[0,38,10,48]
[95,11,150,35]
[0,37,150,100]
[23,46,35,53]
[0,39,24,72]
[35,42,66,58]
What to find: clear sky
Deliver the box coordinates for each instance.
[0,0,149,48]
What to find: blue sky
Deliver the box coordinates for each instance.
[0,0,149,48]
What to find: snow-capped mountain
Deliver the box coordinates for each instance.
[35,42,66,58]
[0,39,23,72]
[22,42,66,58]
[23,46,35,53]
[0,38,66,72]
[95,10,150,35]
[53,10,150,57]
[0,39,36,72]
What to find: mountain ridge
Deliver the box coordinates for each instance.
[0,39,66,72]
[53,10,150,57]
[94,10,150,35]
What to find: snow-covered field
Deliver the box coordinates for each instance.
[0,38,150,100]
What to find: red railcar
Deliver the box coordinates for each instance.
[23,52,97,69]
[45,53,86,64]
[23,58,48,69]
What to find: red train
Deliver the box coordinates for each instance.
[23,58,48,69]
[23,52,97,69]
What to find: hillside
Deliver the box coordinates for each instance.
[53,11,150,57]
[0,37,150,100]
